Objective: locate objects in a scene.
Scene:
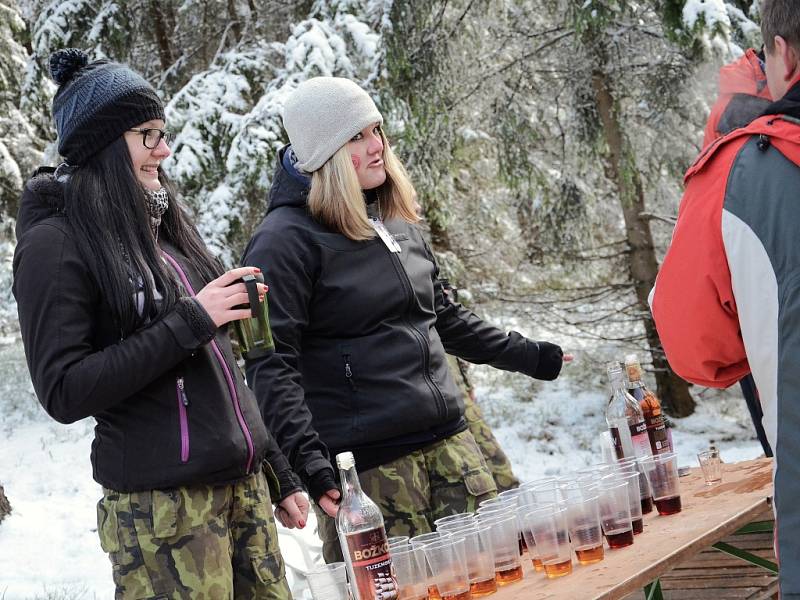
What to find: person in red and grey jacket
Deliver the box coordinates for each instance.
[702,47,772,147]
[650,1,800,594]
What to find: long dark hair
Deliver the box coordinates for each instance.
[64,137,222,335]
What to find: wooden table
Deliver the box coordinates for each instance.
[491,458,775,600]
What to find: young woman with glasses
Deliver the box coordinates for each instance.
[13,48,301,598]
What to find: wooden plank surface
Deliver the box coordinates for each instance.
[623,521,777,600]
[491,457,773,600]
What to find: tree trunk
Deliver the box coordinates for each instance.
[149,0,176,72]
[591,66,696,417]
[0,484,11,523]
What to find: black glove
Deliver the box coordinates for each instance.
[306,466,340,505]
[534,342,564,381]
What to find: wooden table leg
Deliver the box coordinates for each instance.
[643,579,664,600]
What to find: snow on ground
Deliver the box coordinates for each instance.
[0,343,764,599]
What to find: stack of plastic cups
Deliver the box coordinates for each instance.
[422,537,472,600]
[477,495,526,559]
[478,513,524,585]
[523,505,573,578]
[564,494,605,565]
[391,546,429,600]
[449,524,498,597]
[411,532,452,600]
[307,562,350,600]
[598,480,634,550]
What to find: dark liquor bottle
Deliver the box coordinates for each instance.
[606,362,651,459]
[336,452,399,600]
[625,355,672,455]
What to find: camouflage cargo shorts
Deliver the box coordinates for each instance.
[96,471,292,599]
[316,428,498,563]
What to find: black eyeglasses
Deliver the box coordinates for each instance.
[128,127,175,149]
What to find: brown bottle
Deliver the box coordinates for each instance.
[336,452,398,600]
[625,355,672,454]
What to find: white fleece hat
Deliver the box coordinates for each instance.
[282,77,383,173]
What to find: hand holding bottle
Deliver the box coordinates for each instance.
[194,267,267,327]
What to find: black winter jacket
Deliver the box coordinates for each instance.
[13,169,296,495]
[243,147,559,489]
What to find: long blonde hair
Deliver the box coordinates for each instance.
[308,132,420,241]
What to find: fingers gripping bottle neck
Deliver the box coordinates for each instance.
[336,452,399,600]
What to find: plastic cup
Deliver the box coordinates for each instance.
[307,562,349,600]
[606,472,644,535]
[698,449,722,485]
[524,506,573,578]
[434,513,475,530]
[598,481,634,549]
[481,513,523,585]
[640,452,682,515]
[390,546,428,600]
[410,531,452,549]
[422,537,471,598]
[387,535,410,550]
[565,495,604,565]
[450,525,498,596]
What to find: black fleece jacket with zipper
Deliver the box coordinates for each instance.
[243,146,564,498]
[13,168,299,497]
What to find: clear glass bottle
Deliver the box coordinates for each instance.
[336,451,398,600]
[625,354,672,455]
[606,362,651,460]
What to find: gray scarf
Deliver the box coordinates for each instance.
[143,187,169,236]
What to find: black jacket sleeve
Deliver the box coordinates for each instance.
[242,219,334,495]
[420,235,563,381]
[13,222,217,424]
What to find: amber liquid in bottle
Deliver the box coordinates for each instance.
[336,452,399,600]
[626,355,672,455]
[495,564,524,585]
[575,544,605,564]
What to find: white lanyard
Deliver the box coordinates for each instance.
[369,217,402,253]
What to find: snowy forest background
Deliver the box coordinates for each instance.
[0,0,768,597]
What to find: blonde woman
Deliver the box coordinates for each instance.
[243,77,570,561]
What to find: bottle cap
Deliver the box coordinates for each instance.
[336,451,355,470]
[624,354,639,366]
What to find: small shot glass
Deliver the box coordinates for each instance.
[698,448,723,485]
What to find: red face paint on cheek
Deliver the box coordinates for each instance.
[351,154,361,169]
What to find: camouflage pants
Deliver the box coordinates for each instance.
[96,472,292,599]
[316,429,497,563]
[446,354,520,493]
[463,392,520,493]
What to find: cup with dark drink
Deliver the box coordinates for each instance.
[598,480,634,549]
[639,452,682,516]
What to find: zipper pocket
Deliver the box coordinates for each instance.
[176,376,190,463]
[342,354,357,391]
